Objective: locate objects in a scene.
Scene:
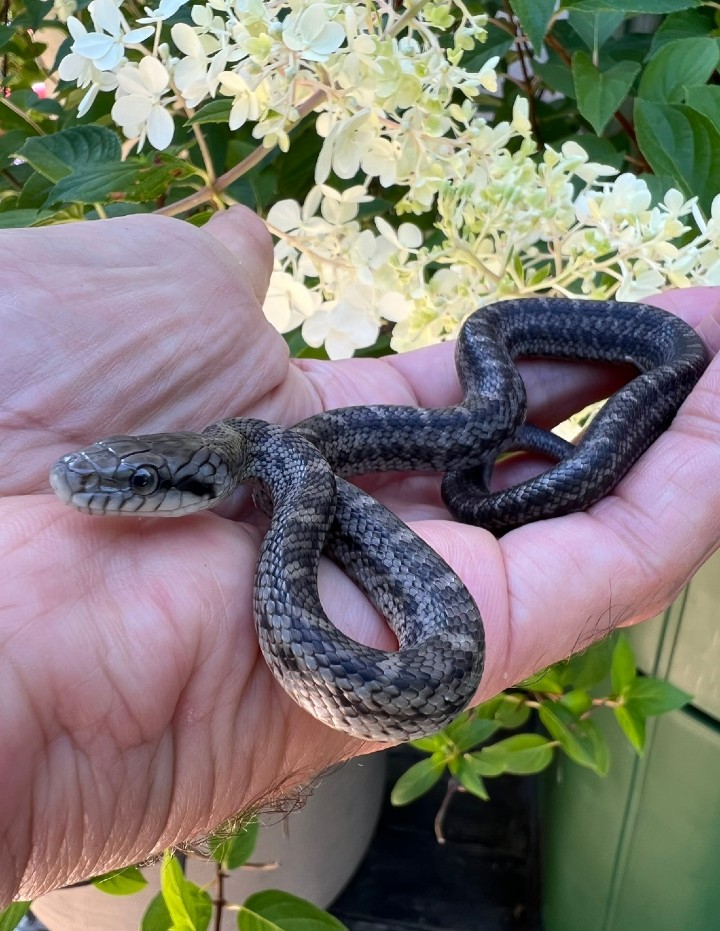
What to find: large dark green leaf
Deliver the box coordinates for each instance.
[572,52,640,134]
[17,125,122,182]
[566,0,700,12]
[509,0,556,50]
[650,8,717,53]
[635,99,720,216]
[46,156,198,207]
[684,85,720,128]
[637,38,719,103]
[567,8,625,49]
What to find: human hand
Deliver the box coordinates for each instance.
[1,207,718,903]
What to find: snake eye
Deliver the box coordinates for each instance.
[130,466,160,496]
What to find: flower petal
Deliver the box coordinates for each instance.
[146,104,174,149]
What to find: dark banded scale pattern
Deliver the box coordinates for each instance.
[49,299,709,740]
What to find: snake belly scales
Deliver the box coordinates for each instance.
[49,298,708,741]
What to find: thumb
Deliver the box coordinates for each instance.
[202,205,274,306]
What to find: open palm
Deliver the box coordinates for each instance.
[1,208,719,903]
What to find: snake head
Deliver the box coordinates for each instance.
[49,432,235,516]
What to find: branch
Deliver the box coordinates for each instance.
[155,88,327,218]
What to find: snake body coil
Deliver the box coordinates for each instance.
[50,299,708,741]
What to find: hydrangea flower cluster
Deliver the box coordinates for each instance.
[56,0,720,358]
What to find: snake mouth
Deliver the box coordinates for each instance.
[49,460,74,506]
[49,455,112,513]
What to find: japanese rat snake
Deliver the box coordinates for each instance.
[50,298,708,741]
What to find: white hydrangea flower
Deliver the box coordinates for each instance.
[78,67,119,116]
[52,0,77,23]
[137,0,188,24]
[703,194,720,240]
[64,0,152,73]
[282,5,346,62]
[172,22,228,106]
[52,0,717,357]
[111,57,174,149]
[302,296,379,359]
[264,270,319,331]
[617,264,666,301]
[218,70,264,131]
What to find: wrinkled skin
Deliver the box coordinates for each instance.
[1,207,719,904]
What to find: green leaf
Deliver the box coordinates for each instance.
[0,901,31,931]
[237,909,279,931]
[566,0,700,12]
[240,890,348,930]
[46,156,198,207]
[21,0,53,29]
[186,99,233,125]
[444,713,500,752]
[16,170,54,209]
[539,701,608,774]
[472,695,505,719]
[557,638,615,690]
[560,688,593,717]
[0,130,30,171]
[635,100,720,216]
[479,734,555,775]
[209,817,259,869]
[650,8,716,54]
[16,125,121,182]
[516,668,565,694]
[684,85,720,128]
[142,892,173,931]
[627,677,691,715]
[614,700,647,755]
[390,754,446,806]
[464,751,505,777]
[585,718,610,776]
[92,865,148,896]
[533,60,577,99]
[44,162,140,205]
[572,52,640,134]
[0,24,15,51]
[638,38,720,104]
[567,9,624,49]
[494,695,531,729]
[610,633,637,696]
[508,0,556,50]
[409,734,446,752]
[159,853,212,931]
[0,208,55,228]
[453,756,490,799]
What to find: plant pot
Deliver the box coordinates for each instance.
[31,752,386,931]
